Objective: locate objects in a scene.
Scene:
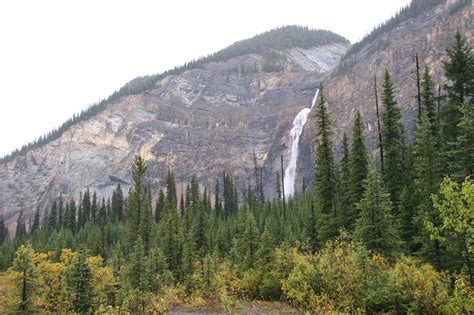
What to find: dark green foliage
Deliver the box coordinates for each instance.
[48,201,58,230]
[421,67,438,130]
[91,191,98,224]
[15,211,27,241]
[381,70,406,207]
[111,184,124,222]
[71,251,92,313]
[355,165,401,257]
[450,104,474,179]
[0,217,8,245]
[348,111,369,228]
[155,189,165,222]
[441,31,474,168]
[30,208,40,235]
[337,133,351,229]
[166,168,178,209]
[314,83,338,243]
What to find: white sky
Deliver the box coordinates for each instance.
[0,0,411,157]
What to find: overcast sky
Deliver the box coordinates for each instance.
[0,0,411,157]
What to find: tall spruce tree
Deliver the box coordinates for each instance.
[31,207,40,234]
[128,155,149,251]
[337,133,351,229]
[49,201,58,230]
[381,69,406,207]
[71,251,92,313]
[354,165,401,257]
[442,31,474,173]
[348,111,369,229]
[166,168,178,209]
[314,83,338,242]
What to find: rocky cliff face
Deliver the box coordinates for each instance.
[0,42,348,227]
[1,0,472,229]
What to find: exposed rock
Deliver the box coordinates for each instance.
[0,43,348,228]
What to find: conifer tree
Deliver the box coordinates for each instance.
[314,83,338,242]
[155,189,165,222]
[67,200,77,234]
[82,189,91,225]
[354,165,401,256]
[128,155,148,249]
[348,111,369,228]
[0,217,8,244]
[193,201,209,260]
[166,168,178,209]
[214,179,223,219]
[337,133,351,229]
[71,251,92,313]
[421,67,437,130]
[9,244,38,312]
[450,104,474,180]
[381,69,406,207]
[129,236,150,292]
[111,184,124,222]
[238,208,259,270]
[15,211,27,241]
[49,201,58,230]
[275,172,282,201]
[58,195,64,229]
[31,207,40,234]
[257,223,274,266]
[91,191,98,224]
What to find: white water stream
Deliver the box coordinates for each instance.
[283,89,319,197]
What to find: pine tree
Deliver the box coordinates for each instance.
[257,223,274,266]
[238,208,259,270]
[67,200,77,234]
[71,251,92,313]
[49,201,58,230]
[15,211,27,241]
[421,66,438,131]
[381,69,406,207]
[82,189,91,225]
[91,191,98,224]
[354,165,401,257]
[450,104,474,180]
[337,133,351,229]
[314,83,338,242]
[111,184,124,222]
[128,155,148,249]
[155,189,165,222]
[442,31,474,170]
[214,179,223,219]
[58,195,64,229]
[166,168,178,209]
[31,207,40,234]
[0,218,8,244]
[348,111,369,229]
[129,236,150,292]
[8,244,38,312]
[193,201,209,260]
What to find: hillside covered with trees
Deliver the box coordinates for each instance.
[0,30,472,314]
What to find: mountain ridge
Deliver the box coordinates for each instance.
[0,26,347,164]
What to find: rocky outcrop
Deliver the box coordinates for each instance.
[0,42,348,228]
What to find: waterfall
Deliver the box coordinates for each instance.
[283,89,319,197]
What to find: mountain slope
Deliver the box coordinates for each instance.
[297,0,473,190]
[0,27,348,228]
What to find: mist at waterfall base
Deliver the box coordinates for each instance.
[283,89,319,197]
